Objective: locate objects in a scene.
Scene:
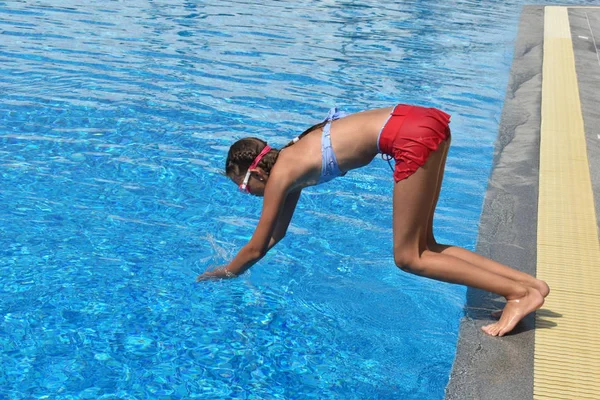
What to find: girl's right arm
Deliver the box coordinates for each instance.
[197,170,295,281]
[197,189,301,281]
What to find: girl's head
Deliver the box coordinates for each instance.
[225,137,278,196]
[224,120,327,196]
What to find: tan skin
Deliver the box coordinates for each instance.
[198,107,550,337]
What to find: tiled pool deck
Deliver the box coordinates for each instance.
[446,6,600,400]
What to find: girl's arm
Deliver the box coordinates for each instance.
[267,189,301,250]
[197,176,298,281]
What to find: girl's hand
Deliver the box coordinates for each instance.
[196,266,237,282]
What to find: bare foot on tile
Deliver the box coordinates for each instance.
[491,279,549,319]
[482,287,545,336]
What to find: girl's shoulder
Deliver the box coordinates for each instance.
[273,143,321,189]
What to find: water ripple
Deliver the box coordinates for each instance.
[3,0,590,398]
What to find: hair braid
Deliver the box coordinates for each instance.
[225,137,280,178]
[282,121,326,149]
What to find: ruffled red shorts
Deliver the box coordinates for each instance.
[377,104,451,182]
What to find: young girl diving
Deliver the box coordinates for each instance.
[197,104,550,337]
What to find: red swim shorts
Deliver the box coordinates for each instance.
[377,104,451,182]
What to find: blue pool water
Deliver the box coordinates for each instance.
[1,1,596,399]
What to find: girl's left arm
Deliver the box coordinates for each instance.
[197,176,293,281]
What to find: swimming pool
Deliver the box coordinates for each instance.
[1,1,594,399]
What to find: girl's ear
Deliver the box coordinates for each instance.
[251,167,269,181]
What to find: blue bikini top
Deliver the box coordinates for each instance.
[318,107,348,184]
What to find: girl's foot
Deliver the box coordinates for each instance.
[482,287,545,336]
[491,279,549,318]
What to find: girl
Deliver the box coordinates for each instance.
[198,104,549,337]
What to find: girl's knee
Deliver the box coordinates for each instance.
[393,249,425,274]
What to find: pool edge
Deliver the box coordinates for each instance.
[445,5,600,400]
[445,5,543,400]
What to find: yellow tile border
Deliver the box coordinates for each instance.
[534,6,600,399]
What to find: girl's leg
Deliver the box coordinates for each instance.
[423,138,549,301]
[425,134,450,246]
[392,141,544,336]
[430,245,550,298]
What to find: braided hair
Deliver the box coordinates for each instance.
[225,137,278,178]
[225,120,326,178]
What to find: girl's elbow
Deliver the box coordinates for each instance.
[245,245,266,260]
